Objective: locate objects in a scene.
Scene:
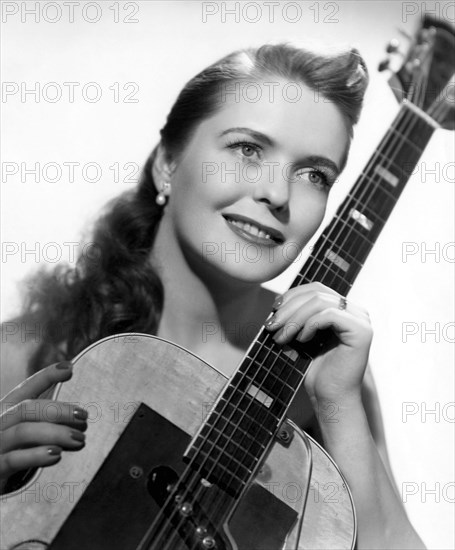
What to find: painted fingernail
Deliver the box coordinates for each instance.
[47,447,61,456]
[73,407,88,420]
[56,361,72,370]
[272,296,283,310]
[70,430,85,443]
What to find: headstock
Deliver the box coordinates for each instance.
[382,14,455,130]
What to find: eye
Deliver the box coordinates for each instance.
[296,169,331,190]
[226,139,262,160]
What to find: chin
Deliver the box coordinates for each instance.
[210,254,289,285]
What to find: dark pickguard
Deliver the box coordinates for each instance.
[48,403,297,550]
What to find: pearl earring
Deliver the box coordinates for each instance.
[156,181,171,206]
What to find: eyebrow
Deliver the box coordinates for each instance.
[218,126,341,175]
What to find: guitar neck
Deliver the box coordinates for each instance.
[184,101,438,501]
[293,100,438,295]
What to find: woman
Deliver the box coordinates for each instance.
[0,43,425,548]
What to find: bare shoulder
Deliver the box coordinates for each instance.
[0,315,42,399]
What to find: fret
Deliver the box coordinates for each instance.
[221,384,291,419]
[291,269,354,294]
[242,366,299,395]
[245,340,282,365]
[333,213,375,246]
[353,168,402,201]
[245,342,303,381]
[388,125,426,155]
[200,422,266,456]
[297,260,351,293]
[197,434,259,472]
[341,195,387,225]
[321,222,374,264]
[369,150,421,182]
[244,343,303,382]
[401,101,440,141]
[186,447,247,497]
[352,184,397,222]
[304,253,361,284]
[216,395,279,434]
[207,406,273,442]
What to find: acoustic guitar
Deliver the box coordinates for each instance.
[1,15,454,550]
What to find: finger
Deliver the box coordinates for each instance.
[272,282,339,311]
[0,446,62,479]
[1,400,88,431]
[1,362,73,409]
[268,292,362,343]
[295,309,372,345]
[1,422,86,454]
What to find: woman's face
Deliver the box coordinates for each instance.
[162,78,350,284]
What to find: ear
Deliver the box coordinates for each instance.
[151,144,176,193]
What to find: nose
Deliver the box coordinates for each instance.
[252,166,290,211]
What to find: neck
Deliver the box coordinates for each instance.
[149,213,274,356]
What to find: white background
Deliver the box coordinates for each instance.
[1,1,454,548]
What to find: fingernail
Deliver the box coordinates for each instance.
[265,316,275,327]
[48,447,61,456]
[73,407,88,420]
[70,430,85,443]
[56,361,72,370]
[272,296,283,310]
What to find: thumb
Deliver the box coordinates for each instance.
[0,361,73,409]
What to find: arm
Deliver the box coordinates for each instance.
[265,283,426,550]
[319,365,426,550]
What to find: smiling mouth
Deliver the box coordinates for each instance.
[223,215,284,245]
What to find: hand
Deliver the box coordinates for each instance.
[0,362,88,484]
[264,282,373,406]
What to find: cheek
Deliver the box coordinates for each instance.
[291,189,328,245]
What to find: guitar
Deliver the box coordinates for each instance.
[1,15,454,550]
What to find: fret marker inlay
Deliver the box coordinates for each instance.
[324,249,350,272]
[247,384,273,408]
[350,208,374,231]
[374,165,399,187]
[282,345,299,361]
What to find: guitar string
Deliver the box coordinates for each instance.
[149,105,429,549]
[152,106,421,549]
[147,85,449,548]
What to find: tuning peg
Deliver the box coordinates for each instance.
[386,39,400,53]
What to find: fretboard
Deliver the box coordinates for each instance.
[184,102,437,499]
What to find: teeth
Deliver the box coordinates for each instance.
[228,218,273,240]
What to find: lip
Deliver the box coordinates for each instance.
[222,213,285,245]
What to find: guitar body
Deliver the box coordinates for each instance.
[0,334,355,550]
